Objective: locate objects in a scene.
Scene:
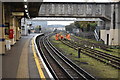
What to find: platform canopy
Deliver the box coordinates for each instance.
[3,2,42,18]
[0,0,43,2]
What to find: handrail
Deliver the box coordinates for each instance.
[94,29,99,41]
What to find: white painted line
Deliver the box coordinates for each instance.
[33,34,54,80]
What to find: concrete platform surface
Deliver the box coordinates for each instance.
[2,34,40,79]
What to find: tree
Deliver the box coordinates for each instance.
[87,24,90,31]
[65,23,76,32]
[74,21,81,29]
[65,21,97,32]
[89,23,97,31]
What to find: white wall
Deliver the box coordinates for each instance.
[100,29,120,45]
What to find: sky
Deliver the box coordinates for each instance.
[32,18,75,25]
[47,21,74,25]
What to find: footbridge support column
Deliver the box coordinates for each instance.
[116,4,120,45]
[109,4,120,45]
[100,4,120,45]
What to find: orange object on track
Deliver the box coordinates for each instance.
[66,34,70,40]
[60,35,64,40]
[55,33,60,40]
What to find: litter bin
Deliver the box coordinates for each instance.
[5,40,11,50]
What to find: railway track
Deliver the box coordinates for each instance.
[61,40,120,69]
[71,36,111,52]
[36,35,95,80]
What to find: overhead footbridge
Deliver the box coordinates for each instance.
[39,2,112,21]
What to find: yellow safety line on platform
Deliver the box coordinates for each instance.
[32,39,46,79]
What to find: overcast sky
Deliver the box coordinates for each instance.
[47,21,74,25]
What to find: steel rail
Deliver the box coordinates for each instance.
[46,35,96,80]
[39,36,74,79]
[37,36,58,79]
[61,40,120,69]
[45,38,87,79]
[68,40,120,65]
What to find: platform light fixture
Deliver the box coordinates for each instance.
[24,0,27,2]
[24,0,30,19]
[26,13,30,18]
[26,13,28,15]
[24,5,27,8]
[27,14,30,19]
[25,9,28,13]
[28,15,30,19]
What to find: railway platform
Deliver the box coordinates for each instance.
[2,33,49,79]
